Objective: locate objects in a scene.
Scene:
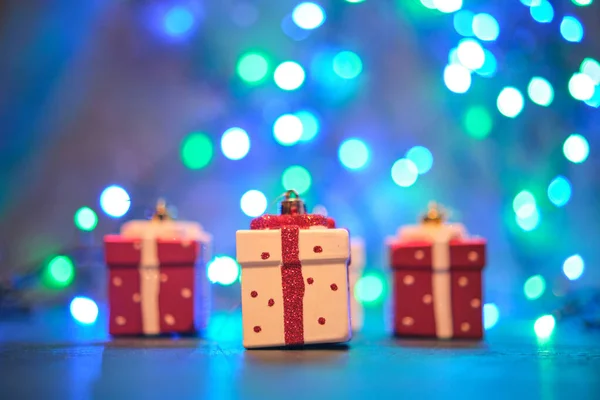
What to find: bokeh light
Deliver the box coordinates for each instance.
[433,0,463,14]
[457,39,485,70]
[273,114,303,146]
[534,315,555,339]
[43,255,75,289]
[181,133,214,170]
[520,0,542,5]
[339,139,370,170]
[584,86,600,108]
[354,273,385,304]
[207,256,240,286]
[453,10,474,37]
[236,52,269,84]
[70,297,99,325]
[406,146,433,174]
[497,87,524,118]
[530,1,554,23]
[472,13,499,41]
[580,58,600,84]
[100,185,130,218]
[292,2,326,30]
[295,110,320,142]
[513,190,536,217]
[74,207,98,231]
[163,6,195,38]
[476,49,497,77]
[443,64,472,93]
[563,255,584,280]
[516,206,540,231]
[563,134,589,164]
[221,127,250,160]
[391,159,419,187]
[524,274,546,300]
[333,51,363,80]
[463,106,492,139]
[568,73,595,101]
[560,16,584,43]
[572,0,593,5]
[547,176,572,207]
[527,77,554,106]
[274,61,305,91]
[419,0,437,9]
[282,165,312,195]
[483,303,499,330]
[240,190,268,217]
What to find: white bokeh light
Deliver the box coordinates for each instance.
[568,73,595,101]
[443,64,472,93]
[207,256,240,286]
[292,2,326,30]
[273,114,303,146]
[70,297,99,325]
[497,87,525,118]
[240,190,268,217]
[221,127,250,160]
[457,39,485,70]
[274,61,305,91]
[100,185,131,218]
[433,0,463,13]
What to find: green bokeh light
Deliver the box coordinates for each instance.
[463,106,492,139]
[524,274,546,300]
[282,165,312,195]
[181,133,213,170]
[74,207,98,231]
[43,255,75,289]
[295,111,320,142]
[236,52,269,84]
[512,190,536,217]
[339,138,370,170]
[355,273,385,304]
[333,51,363,80]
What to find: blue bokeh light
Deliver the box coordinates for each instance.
[547,176,572,207]
[560,16,584,43]
[453,10,474,37]
[476,49,497,77]
[530,0,554,24]
[406,146,433,174]
[164,6,195,37]
[483,303,499,330]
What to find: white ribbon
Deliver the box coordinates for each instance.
[399,224,466,339]
[121,221,208,335]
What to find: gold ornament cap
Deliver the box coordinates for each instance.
[421,201,447,225]
[152,198,172,221]
[280,190,306,215]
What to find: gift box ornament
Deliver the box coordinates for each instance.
[103,200,212,336]
[388,203,486,339]
[236,190,352,349]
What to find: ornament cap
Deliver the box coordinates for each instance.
[279,190,306,215]
[152,198,172,221]
[420,201,447,225]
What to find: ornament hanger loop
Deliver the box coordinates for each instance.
[152,198,172,221]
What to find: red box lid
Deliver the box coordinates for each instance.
[390,238,486,271]
[104,235,200,268]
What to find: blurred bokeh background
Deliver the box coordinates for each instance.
[0,0,598,337]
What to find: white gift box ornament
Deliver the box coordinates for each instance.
[236,191,352,349]
[349,237,366,331]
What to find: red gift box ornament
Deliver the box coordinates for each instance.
[388,202,487,340]
[236,190,352,349]
[103,199,212,336]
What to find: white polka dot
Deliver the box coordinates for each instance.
[402,316,414,326]
[468,251,479,262]
[164,314,175,326]
[470,298,481,308]
[112,276,122,287]
[414,250,425,260]
[422,294,432,304]
[115,316,126,326]
[181,288,192,298]
[458,276,468,287]
[403,275,415,285]
[132,293,141,303]
[133,241,142,250]
[461,322,470,332]
[160,273,168,283]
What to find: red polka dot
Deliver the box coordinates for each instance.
[261,252,270,260]
[251,291,258,298]
[253,326,261,333]
[313,246,323,253]
[318,317,326,325]
[307,277,314,285]
[330,283,338,291]
[268,299,274,307]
